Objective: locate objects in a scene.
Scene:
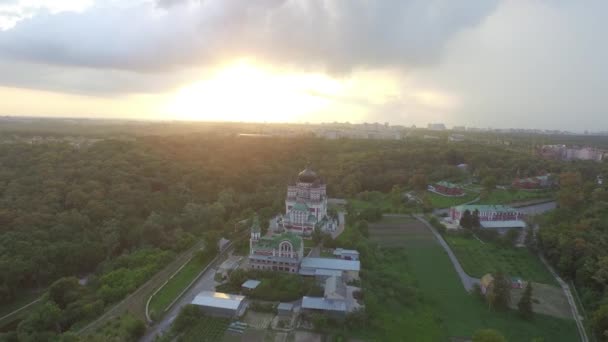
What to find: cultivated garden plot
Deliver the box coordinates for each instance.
[180,316,230,342]
[365,214,578,341]
[368,216,434,248]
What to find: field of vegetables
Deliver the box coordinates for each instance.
[181,316,230,341]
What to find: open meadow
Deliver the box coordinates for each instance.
[444,234,557,286]
[366,215,578,341]
[426,191,478,209]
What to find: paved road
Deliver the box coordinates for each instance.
[514,201,556,215]
[331,211,346,239]
[413,214,480,291]
[141,260,219,342]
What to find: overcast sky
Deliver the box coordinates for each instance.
[0,0,606,131]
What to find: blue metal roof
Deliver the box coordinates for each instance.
[191,291,245,310]
[241,279,261,289]
[302,296,346,312]
[300,257,360,272]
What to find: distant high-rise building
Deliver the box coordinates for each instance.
[427,123,446,131]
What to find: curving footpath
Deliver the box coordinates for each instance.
[538,254,588,342]
[413,214,480,291]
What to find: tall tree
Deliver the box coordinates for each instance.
[482,176,497,193]
[518,282,533,319]
[409,173,428,192]
[490,271,511,310]
[460,210,473,229]
[524,226,536,251]
[557,172,584,209]
[472,209,481,228]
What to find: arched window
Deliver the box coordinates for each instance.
[279,241,293,257]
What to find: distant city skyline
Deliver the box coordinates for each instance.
[0,1,607,131]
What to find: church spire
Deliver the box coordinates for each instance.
[250,214,261,242]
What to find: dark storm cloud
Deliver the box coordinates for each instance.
[0,0,499,74]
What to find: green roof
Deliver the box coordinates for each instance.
[254,232,302,250]
[453,204,519,213]
[292,202,309,212]
[251,215,261,233]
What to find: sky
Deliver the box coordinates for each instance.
[0,0,606,131]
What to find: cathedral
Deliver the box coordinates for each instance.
[279,166,333,236]
[248,215,304,273]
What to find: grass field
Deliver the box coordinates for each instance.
[366,216,578,341]
[148,254,210,317]
[303,238,317,248]
[478,189,555,205]
[426,191,478,208]
[444,234,558,286]
[349,191,407,214]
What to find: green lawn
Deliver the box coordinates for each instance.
[478,189,555,205]
[303,238,317,248]
[148,254,211,317]
[349,191,407,214]
[444,234,558,286]
[426,191,478,208]
[348,215,577,341]
[405,238,577,341]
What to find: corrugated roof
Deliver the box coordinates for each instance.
[480,220,526,229]
[300,257,360,272]
[241,279,261,289]
[453,204,521,213]
[302,296,346,312]
[333,248,359,256]
[314,269,343,277]
[191,291,245,310]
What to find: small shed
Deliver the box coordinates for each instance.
[332,248,360,261]
[241,279,261,291]
[302,296,347,319]
[277,302,294,316]
[191,291,246,318]
[511,277,524,289]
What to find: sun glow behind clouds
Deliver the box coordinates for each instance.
[164,61,344,122]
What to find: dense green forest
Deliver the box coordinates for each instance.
[538,168,608,340]
[0,130,605,340]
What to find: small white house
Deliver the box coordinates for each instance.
[191,291,247,318]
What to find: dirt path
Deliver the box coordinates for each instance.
[413,214,480,291]
[539,254,588,342]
